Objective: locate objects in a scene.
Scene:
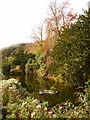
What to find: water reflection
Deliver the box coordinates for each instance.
[13,75,77,106]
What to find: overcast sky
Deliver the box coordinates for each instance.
[0,0,89,49]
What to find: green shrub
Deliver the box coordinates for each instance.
[50,86,56,91]
[2,57,15,77]
[2,78,31,106]
[6,98,48,119]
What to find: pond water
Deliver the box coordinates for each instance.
[14,75,77,107]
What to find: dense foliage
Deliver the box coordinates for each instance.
[1,1,90,119]
[2,46,35,78]
[1,79,89,119]
[50,10,90,86]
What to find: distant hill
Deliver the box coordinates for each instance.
[24,42,39,53]
[1,42,39,58]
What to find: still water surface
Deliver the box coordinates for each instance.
[15,75,77,106]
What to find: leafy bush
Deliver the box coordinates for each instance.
[2,57,15,78]
[2,78,31,106]
[50,86,56,91]
[2,46,17,58]
[2,78,49,119]
[51,99,89,118]
[25,55,46,77]
[6,98,48,119]
[12,48,30,72]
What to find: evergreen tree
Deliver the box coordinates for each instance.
[51,9,90,86]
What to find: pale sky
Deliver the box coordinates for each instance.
[0,0,89,49]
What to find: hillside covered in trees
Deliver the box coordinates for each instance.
[1,0,90,119]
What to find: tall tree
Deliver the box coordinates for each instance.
[45,0,77,39]
[51,9,90,86]
[43,0,77,54]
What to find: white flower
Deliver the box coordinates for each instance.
[36,105,41,109]
[9,87,13,90]
[53,114,56,118]
[59,106,63,109]
[44,107,48,111]
[7,78,17,84]
[32,99,39,104]
[18,82,21,85]
[22,102,27,106]
[31,112,36,118]
[48,111,53,115]
[12,85,17,90]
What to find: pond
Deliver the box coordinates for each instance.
[13,75,77,107]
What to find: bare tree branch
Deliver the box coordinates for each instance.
[30,24,44,46]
